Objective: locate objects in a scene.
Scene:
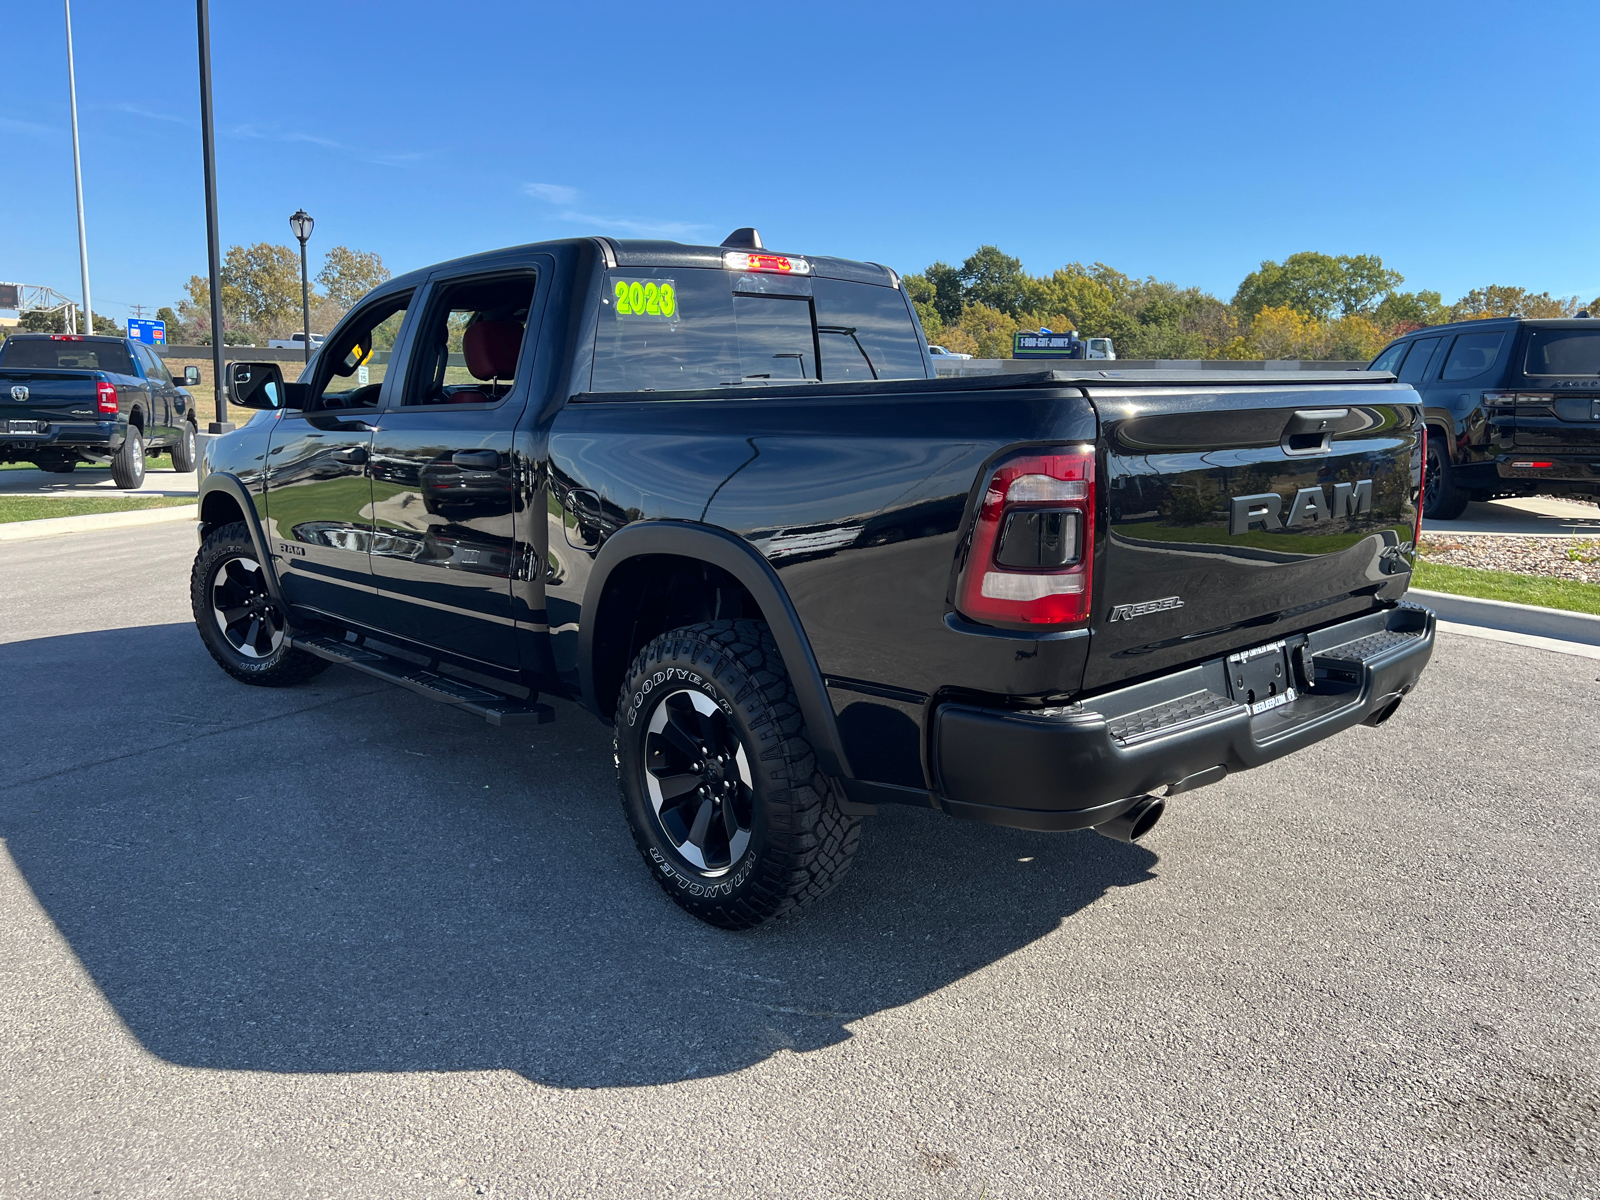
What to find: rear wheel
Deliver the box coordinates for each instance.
[1423,426,1470,521]
[111,427,146,489]
[615,619,860,929]
[170,421,198,472]
[191,521,329,686]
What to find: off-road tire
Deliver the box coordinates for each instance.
[171,421,198,472]
[191,521,330,687]
[1423,426,1470,521]
[615,619,860,930]
[111,427,146,489]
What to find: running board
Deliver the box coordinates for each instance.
[289,634,555,727]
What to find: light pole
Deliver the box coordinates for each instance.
[196,0,229,431]
[63,0,92,336]
[289,209,314,364]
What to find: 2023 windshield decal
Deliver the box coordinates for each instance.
[613,278,678,322]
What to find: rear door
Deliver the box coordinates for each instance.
[366,265,544,666]
[1085,382,1422,691]
[1512,325,1600,452]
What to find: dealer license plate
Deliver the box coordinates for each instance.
[1226,640,1297,715]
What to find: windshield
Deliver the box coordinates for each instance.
[0,337,135,374]
[1523,328,1600,376]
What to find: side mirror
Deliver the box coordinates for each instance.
[182,366,201,386]
[226,361,295,410]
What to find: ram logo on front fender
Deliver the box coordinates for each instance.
[1229,480,1372,535]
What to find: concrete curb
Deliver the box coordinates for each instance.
[0,505,197,542]
[1410,588,1600,648]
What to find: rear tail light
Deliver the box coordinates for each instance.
[956,447,1095,628]
[96,380,118,414]
[1511,461,1555,469]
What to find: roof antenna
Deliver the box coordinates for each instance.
[721,228,763,250]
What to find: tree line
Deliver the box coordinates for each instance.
[906,248,1600,360]
[0,243,391,347]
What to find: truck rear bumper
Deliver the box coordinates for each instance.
[933,601,1435,832]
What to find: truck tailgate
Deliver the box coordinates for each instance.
[1083,382,1421,691]
[0,370,102,425]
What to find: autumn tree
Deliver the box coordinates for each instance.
[1449,285,1584,321]
[317,246,391,311]
[1233,252,1404,321]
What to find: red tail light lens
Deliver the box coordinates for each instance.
[96,380,118,414]
[956,447,1095,628]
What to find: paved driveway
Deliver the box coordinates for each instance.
[1,525,1595,1198]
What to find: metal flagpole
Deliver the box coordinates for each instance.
[63,0,92,336]
[196,0,231,430]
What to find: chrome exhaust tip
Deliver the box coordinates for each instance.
[1093,794,1166,843]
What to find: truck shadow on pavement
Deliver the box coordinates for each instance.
[0,623,1157,1089]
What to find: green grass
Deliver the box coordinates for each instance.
[1414,560,1600,616]
[0,495,195,524]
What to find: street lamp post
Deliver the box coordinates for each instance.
[196,0,229,431]
[289,209,314,364]
[63,0,92,337]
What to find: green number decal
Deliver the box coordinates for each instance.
[611,277,678,322]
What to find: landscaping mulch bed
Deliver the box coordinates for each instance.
[1418,534,1600,584]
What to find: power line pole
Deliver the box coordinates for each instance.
[63,0,92,336]
[196,0,230,430]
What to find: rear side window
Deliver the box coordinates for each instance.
[1524,328,1600,376]
[1369,341,1407,374]
[1440,332,1506,381]
[814,279,929,382]
[0,338,135,374]
[1397,337,1441,384]
[591,268,739,392]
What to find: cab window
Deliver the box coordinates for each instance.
[1440,332,1507,381]
[1397,337,1441,384]
[814,278,929,382]
[310,293,411,410]
[401,273,538,406]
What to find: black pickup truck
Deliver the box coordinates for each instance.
[0,333,201,486]
[1370,316,1600,519]
[193,233,1435,929]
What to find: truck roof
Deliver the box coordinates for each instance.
[383,237,900,292]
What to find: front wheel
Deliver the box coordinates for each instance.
[111,427,145,489]
[191,521,330,686]
[615,619,860,929]
[1423,427,1470,521]
[171,421,198,472]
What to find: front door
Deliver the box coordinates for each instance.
[367,270,539,667]
[264,291,413,626]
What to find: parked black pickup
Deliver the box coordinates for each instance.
[192,232,1435,929]
[0,333,200,486]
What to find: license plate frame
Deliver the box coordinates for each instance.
[1226,639,1297,715]
[7,420,41,435]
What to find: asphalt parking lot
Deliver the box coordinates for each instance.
[1,523,1596,1199]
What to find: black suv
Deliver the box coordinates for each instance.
[1369,317,1600,519]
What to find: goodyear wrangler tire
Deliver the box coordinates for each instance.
[615,619,860,930]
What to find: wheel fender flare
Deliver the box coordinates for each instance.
[198,472,285,605]
[578,520,853,780]
[1422,408,1461,461]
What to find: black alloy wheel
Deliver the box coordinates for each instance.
[1422,427,1470,521]
[643,688,754,874]
[191,521,329,686]
[212,555,285,660]
[615,620,860,929]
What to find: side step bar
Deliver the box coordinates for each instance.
[289,634,555,727]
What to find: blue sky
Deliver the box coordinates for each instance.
[4,0,1597,322]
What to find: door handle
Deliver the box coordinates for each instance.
[332,446,368,465]
[452,450,500,470]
